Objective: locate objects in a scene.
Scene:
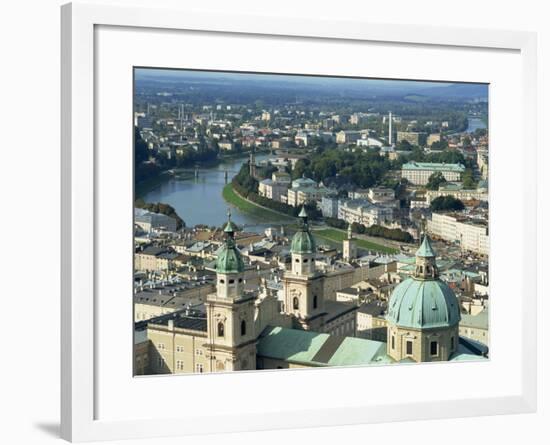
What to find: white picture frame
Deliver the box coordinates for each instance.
[61,2,538,442]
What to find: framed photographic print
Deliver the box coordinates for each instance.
[61,2,537,442]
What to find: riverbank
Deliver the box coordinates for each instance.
[222,183,292,223]
[313,228,399,254]
[135,170,172,197]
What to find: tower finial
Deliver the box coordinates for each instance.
[223,208,238,238]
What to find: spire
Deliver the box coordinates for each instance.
[414,234,438,280]
[298,206,310,231]
[217,208,244,274]
[223,208,238,238]
[290,206,315,255]
[416,235,436,258]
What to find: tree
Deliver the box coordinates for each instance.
[396,139,413,151]
[291,159,311,180]
[134,200,186,229]
[462,169,477,189]
[430,195,465,212]
[430,139,448,150]
[134,126,149,165]
[426,172,447,190]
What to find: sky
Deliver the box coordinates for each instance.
[134,68,488,99]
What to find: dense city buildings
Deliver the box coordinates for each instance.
[133,68,489,375]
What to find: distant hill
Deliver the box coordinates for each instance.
[409,83,488,100]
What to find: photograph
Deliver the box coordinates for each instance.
[133,68,489,375]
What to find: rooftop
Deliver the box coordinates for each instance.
[402,162,466,173]
[257,326,389,367]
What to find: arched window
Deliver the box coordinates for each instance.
[219,279,225,284]
[217,322,224,337]
[241,320,246,336]
[313,295,318,309]
[293,297,299,310]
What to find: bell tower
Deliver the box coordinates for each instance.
[283,207,325,330]
[205,211,256,372]
[342,223,357,262]
[386,235,461,363]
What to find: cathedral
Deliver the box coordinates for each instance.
[136,208,486,375]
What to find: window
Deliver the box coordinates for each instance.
[313,295,318,309]
[176,360,184,370]
[430,341,438,356]
[295,258,300,262]
[176,345,184,353]
[303,258,308,263]
[450,336,455,349]
[241,320,246,336]
[293,297,299,310]
[238,278,243,283]
[196,364,204,373]
[157,343,165,350]
[391,336,395,349]
[217,321,225,337]
[195,349,203,356]
[229,279,235,284]
[157,357,164,368]
[406,341,413,355]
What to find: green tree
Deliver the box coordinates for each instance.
[426,172,447,190]
[430,195,465,212]
[462,169,477,189]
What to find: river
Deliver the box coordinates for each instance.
[138,154,294,231]
[465,116,487,133]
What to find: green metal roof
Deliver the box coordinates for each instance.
[291,208,315,254]
[257,326,392,367]
[387,278,461,329]
[223,219,239,234]
[402,162,465,173]
[257,326,329,364]
[216,236,244,274]
[416,236,436,257]
[291,229,316,254]
[328,337,388,367]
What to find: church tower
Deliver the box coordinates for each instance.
[205,211,256,372]
[342,223,357,262]
[282,207,325,331]
[249,149,256,178]
[386,235,461,362]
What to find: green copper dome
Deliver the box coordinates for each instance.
[216,238,245,274]
[216,212,244,274]
[387,278,461,329]
[290,207,316,254]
